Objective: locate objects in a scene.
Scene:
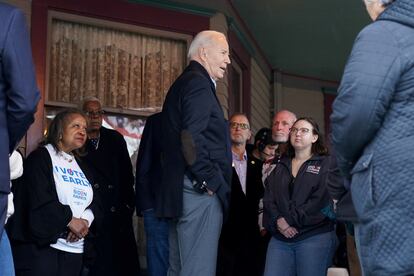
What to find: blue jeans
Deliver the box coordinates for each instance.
[143,209,169,276]
[264,231,337,276]
[0,230,15,276]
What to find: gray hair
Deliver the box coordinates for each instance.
[187,30,226,60]
[80,96,102,111]
[273,110,297,123]
[365,0,395,6]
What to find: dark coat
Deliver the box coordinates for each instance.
[330,0,414,273]
[135,112,162,214]
[264,155,335,242]
[0,3,40,235]
[325,153,357,222]
[82,127,140,276]
[217,157,264,276]
[159,60,232,218]
[7,146,102,270]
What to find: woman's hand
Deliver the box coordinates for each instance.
[276,217,290,231]
[68,217,89,239]
[281,226,298,238]
[276,217,298,238]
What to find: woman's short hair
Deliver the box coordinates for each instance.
[43,108,87,155]
[286,117,329,157]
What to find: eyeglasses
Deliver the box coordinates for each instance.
[230,122,250,130]
[85,110,105,117]
[290,127,311,135]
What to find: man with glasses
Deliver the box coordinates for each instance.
[217,113,264,276]
[81,97,140,276]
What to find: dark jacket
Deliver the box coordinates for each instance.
[264,155,335,242]
[7,146,102,246]
[82,126,139,276]
[325,154,357,222]
[220,163,263,248]
[83,127,135,216]
[0,3,40,235]
[135,112,162,214]
[217,157,264,276]
[159,60,232,218]
[330,1,414,273]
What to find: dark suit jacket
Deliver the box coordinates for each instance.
[82,127,139,276]
[217,157,264,276]
[0,3,40,235]
[159,60,232,218]
[83,127,135,215]
[135,112,162,214]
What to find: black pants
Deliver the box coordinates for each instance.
[13,242,83,276]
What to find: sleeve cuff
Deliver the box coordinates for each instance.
[81,209,95,227]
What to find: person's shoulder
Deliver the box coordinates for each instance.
[0,3,24,24]
[0,3,19,14]
[101,126,120,136]
[357,20,400,46]
[101,127,125,142]
[25,146,51,165]
[181,62,211,85]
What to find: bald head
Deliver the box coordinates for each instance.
[272,110,297,143]
[188,30,231,81]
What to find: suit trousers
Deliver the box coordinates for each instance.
[168,176,223,276]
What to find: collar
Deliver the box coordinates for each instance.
[210,77,217,88]
[232,150,247,162]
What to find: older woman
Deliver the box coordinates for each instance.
[263,117,337,276]
[330,0,414,274]
[8,109,101,276]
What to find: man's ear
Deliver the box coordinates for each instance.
[199,47,207,62]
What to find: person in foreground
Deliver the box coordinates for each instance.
[0,3,41,274]
[330,0,414,274]
[8,109,101,276]
[160,30,232,276]
[263,117,337,276]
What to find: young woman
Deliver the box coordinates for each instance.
[263,117,337,276]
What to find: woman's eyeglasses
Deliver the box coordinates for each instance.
[290,127,311,135]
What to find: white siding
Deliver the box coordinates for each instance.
[250,58,271,134]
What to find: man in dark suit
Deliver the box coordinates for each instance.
[135,112,169,276]
[217,113,264,276]
[0,3,40,275]
[160,30,232,276]
[81,97,140,276]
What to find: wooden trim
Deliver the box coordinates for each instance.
[27,0,209,153]
[228,29,251,119]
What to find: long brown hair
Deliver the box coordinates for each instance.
[286,117,329,157]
